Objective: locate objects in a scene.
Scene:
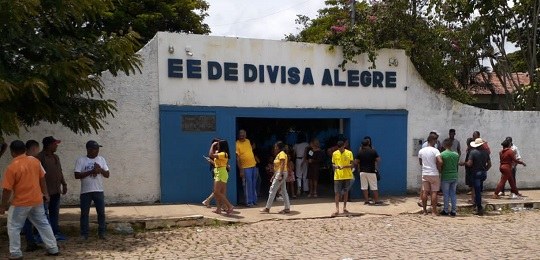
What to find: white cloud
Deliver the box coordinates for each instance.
[205,0,327,40]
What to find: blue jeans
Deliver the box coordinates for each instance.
[80,192,106,238]
[8,204,58,258]
[244,167,258,205]
[441,180,457,213]
[47,193,61,235]
[474,171,487,211]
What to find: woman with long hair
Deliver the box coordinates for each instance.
[493,139,526,199]
[260,141,291,214]
[209,139,234,214]
[202,138,220,208]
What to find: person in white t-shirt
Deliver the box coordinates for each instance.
[74,140,110,240]
[418,133,442,215]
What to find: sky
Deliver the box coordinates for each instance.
[204,0,327,40]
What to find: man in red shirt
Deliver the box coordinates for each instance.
[0,140,59,259]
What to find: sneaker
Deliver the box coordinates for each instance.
[276,196,284,201]
[364,201,371,205]
[45,251,60,256]
[440,210,449,216]
[450,212,457,217]
[498,191,505,196]
[76,236,88,244]
[99,235,108,241]
[55,233,67,241]
[511,193,519,199]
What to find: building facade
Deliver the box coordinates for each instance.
[1,33,539,205]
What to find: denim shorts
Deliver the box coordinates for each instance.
[334,179,352,194]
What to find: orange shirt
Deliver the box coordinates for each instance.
[2,154,45,206]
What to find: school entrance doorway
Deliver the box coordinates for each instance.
[236,118,343,202]
[159,106,408,204]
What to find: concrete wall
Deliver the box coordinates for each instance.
[405,59,540,191]
[0,37,161,204]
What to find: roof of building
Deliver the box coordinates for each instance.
[469,72,530,95]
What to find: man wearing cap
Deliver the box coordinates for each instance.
[1,140,60,259]
[38,136,68,241]
[463,138,491,216]
[74,140,110,240]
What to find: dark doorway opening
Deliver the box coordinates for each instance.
[236,118,345,204]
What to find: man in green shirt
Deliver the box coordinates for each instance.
[440,138,459,216]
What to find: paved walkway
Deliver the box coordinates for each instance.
[3,189,538,230]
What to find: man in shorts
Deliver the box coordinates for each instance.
[331,141,354,217]
[418,133,443,215]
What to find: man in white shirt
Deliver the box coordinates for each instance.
[74,140,110,240]
[418,133,443,215]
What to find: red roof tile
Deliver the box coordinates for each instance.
[468,72,530,95]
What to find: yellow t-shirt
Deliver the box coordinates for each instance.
[214,152,228,168]
[332,149,354,180]
[273,151,288,173]
[236,139,256,168]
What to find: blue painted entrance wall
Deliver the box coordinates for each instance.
[160,106,408,203]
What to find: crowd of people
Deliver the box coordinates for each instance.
[0,136,110,259]
[418,129,526,216]
[204,130,382,216]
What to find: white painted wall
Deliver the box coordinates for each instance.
[157,33,407,109]
[405,59,540,192]
[1,33,538,204]
[0,37,161,204]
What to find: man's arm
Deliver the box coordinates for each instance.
[57,155,68,195]
[0,188,12,214]
[436,155,443,173]
[75,169,95,179]
[486,158,492,171]
[39,177,50,202]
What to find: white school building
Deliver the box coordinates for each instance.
[1,32,539,205]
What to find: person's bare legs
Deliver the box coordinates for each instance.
[373,190,379,203]
[213,182,223,213]
[333,192,340,216]
[313,179,318,197]
[220,182,234,211]
[343,191,349,213]
[308,180,314,196]
[431,191,438,216]
[362,190,369,203]
[421,189,428,214]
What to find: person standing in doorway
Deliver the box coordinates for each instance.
[293,133,309,196]
[440,139,459,216]
[74,140,110,240]
[355,139,381,205]
[331,141,354,217]
[448,129,461,157]
[260,141,291,214]
[306,138,324,198]
[38,136,67,241]
[1,140,60,259]
[501,137,523,197]
[236,130,258,207]
[464,138,491,216]
[418,133,442,215]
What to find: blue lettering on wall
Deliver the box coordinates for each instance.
[244,64,257,82]
[167,58,398,88]
[288,67,300,84]
[347,70,359,87]
[322,69,333,86]
[334,69,346,87]
[267,65,279,83]
[186,59,201,79]
[373,71,384,88]
[168,59,183,78]
[386,71,397,88]
[224,62,238,81]
[360,71,371,87]
[207,61,222,80]
[302,68,314,85]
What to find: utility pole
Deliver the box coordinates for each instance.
[350,0,356,26]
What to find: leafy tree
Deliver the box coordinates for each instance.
[0,1,142,136]
[104,0,210,43]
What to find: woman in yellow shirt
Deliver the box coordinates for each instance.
[260,141,291,214]
[209,140,234,214]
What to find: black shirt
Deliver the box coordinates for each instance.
[355,148,379,173]
[469,148,490,173]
